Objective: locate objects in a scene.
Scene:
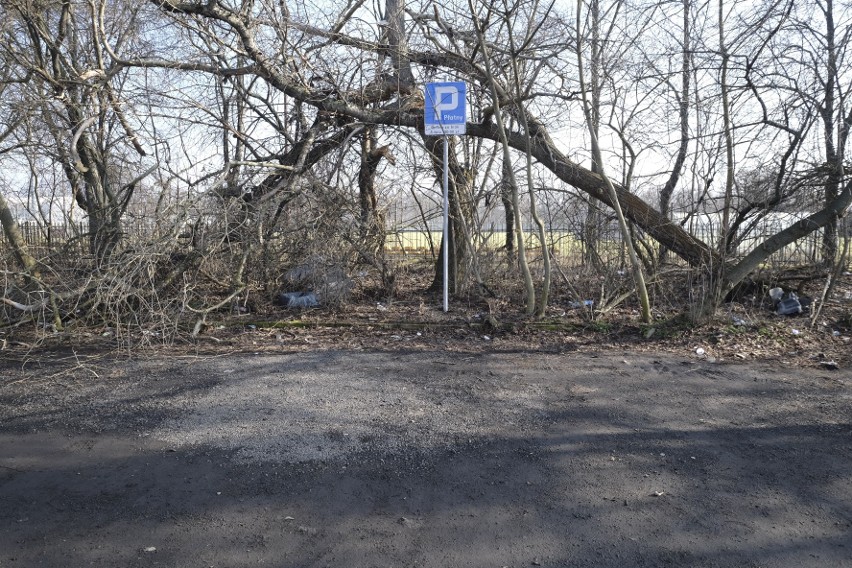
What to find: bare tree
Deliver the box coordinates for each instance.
[1,0,153,264]
[4,0,851,336]
[577,0,651,324]
[0,61,40,276]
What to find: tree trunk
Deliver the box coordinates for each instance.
[467,119,719,269]
[470,10,536,313]
[820,0,840,268]
[500,158,515,260]
[0,190,40,275]
[427,136,473,295]
[725,178,852,286]
[358,127,386,242]
[583,0,603,269]
[659,0,691,263]
[358,127,396,293]
[577,0,651,324]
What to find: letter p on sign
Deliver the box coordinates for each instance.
[432,86,458,120]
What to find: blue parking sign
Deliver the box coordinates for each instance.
[424,82,467,135]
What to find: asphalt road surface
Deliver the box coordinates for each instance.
[1,350,850,567]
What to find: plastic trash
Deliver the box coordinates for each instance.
[769,287,784,302]
[776,296,802,315]
[276,291,319,308]
[770,288,810,316]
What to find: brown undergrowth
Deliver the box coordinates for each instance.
[1,262,850,371]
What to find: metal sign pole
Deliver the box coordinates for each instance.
[443,135,449,312]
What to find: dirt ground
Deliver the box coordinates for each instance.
[1,338,850,568]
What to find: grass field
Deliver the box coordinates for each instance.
[384,228,834,267]
[385,230,588,257]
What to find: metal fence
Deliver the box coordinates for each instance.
[384,225,830,267]
[15,221,87,246]
[1,220,165,257]
[1,220,840,268]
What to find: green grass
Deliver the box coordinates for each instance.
[385,230,600,258]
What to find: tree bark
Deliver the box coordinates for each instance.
[500,157,515,258]
[426,136,474,295]
[0,190,40,275]
[465,119,720,269]
[659,0,691,262]
[725,178,852,286]
[820,0,841,268]
[358,127,396,292]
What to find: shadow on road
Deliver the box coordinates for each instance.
[1,351,850,567]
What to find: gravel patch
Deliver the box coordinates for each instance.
[153,351,551,463]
